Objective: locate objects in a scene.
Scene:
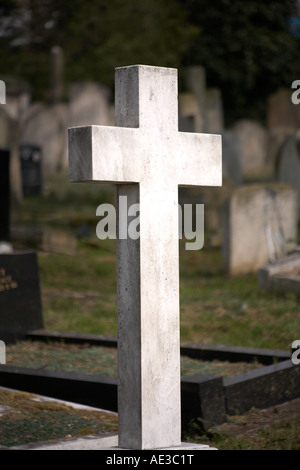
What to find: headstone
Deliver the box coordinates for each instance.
[67,81,114,128]
[206,88,224,134]
[231,119,267,178]
[0,251,43,344]
[69,65,222,450]
[267,88,299,130]
[4,78,31,120]
[183,66,207,132]
[178,92,199,132]
[276,131,300,219]
[266,126,295,172]
[19,144,43,196]
[0,108,23,220]
[19,102,68,173]
[49,46,64,104]
[223,183,298,275]
[266,88,299,171]
[221,130,243,185]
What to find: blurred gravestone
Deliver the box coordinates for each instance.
[266,88,300,171]
[49,46,64,104]
[183,66,207,132]
[221,131,243,185]
[4,78,31,120]
[19,144,43,196]
[20,102,68,173]
[68,81,114,128]
[268,88,299,130]
[223,183,298,275]
[0,251,43,344]
[0,108,23,223]
[178,92,199,132]
[206,88,224,134]
[276,131,300,219]
[231,119,267,179]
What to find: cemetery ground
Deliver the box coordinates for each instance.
[3,173,300,450]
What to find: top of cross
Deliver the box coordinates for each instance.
[69,64,221,188]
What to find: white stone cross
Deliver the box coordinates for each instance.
[69,65,222,450]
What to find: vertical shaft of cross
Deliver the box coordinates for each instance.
[115,66,181,449]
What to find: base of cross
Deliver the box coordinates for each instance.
[100,435,218,451]
[15,434,218,450]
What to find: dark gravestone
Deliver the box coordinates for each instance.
[19,144,43,196]
[0,251,43,344]
[0,150,10,241]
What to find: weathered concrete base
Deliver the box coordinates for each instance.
[12,434,217,450]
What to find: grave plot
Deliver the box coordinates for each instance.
[0,330,296,432]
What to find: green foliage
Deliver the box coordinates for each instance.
[180,0,300,124]
[0,0,197,99]
[1,1,300,131]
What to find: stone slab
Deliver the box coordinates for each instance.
[12,434,217,450]
[258,253,300,290]
[270,273,300,296]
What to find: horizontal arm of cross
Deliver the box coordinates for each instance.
[69,125,222,187]
[69,125,141,183]
[177,132,222,187]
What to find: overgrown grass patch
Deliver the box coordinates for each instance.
[0,388,118,447]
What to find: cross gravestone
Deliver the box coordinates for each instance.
[69,65,222,450]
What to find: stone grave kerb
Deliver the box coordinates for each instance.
[68,65,222,450]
